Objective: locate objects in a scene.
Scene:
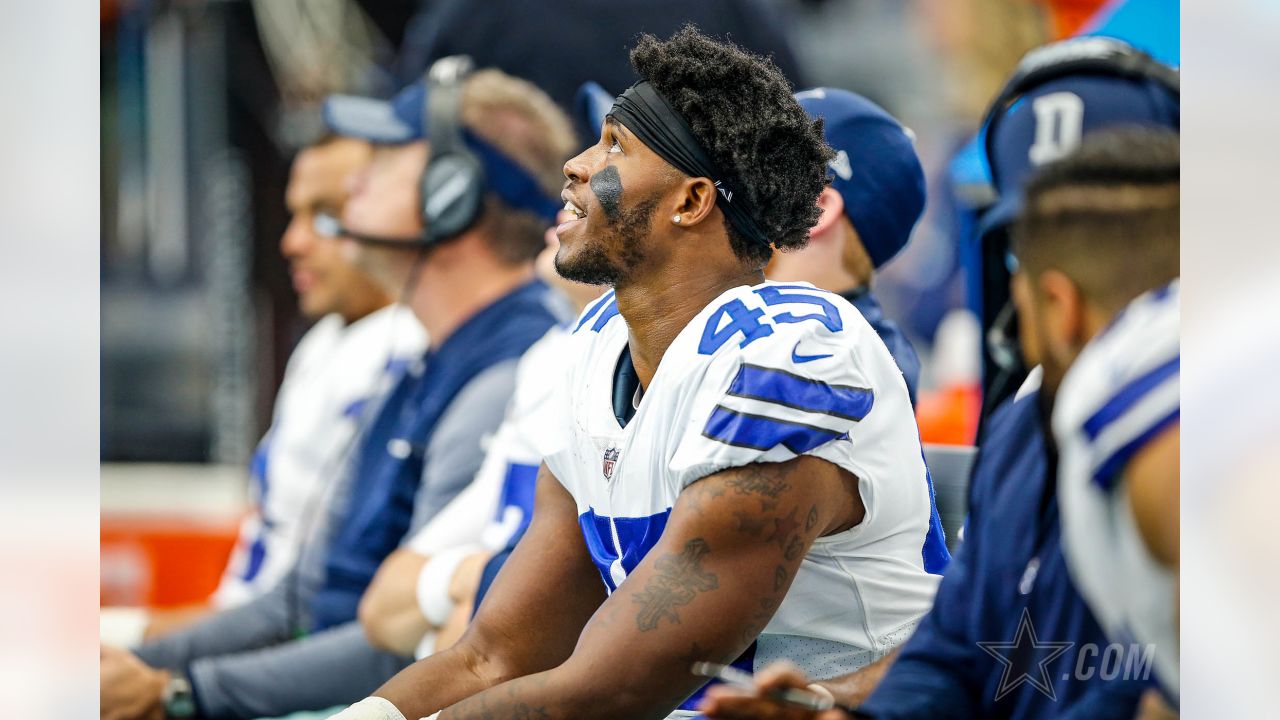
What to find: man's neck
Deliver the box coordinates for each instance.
[407,261,534,346]
[337,293,394,326]
[616,264,763,389]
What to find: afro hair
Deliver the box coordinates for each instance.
[630,25,834,266]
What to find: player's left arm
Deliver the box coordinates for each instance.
[436,454,864,720]
[1125,421,1179,629]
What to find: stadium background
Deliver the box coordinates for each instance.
[97,0,1175,629]
[9,0,1280,718]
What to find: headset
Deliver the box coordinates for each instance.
[328,55,557,250]
[419,55,486,246]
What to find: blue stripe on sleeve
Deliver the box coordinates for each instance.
[703,405,846,454]
[1082,355,1179,441]
[1091,407,1179,491]
[727,363,874,421]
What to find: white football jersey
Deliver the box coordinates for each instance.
[545,281,942,716]
[1054,280,1179,698]
[215,305,427,607]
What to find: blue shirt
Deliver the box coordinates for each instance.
[857,391,1147,719]
[310,280,560,631]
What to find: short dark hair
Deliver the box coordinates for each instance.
[630,26,833,266]
[1013,127,1179,312]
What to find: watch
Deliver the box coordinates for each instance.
[161,674,196,719]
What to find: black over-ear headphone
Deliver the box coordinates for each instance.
[419,55,486,246]
[982,36,1179,188]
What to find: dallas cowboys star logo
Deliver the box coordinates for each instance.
[977,608,1075,702]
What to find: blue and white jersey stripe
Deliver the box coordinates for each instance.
[1084,354,1180,489]
[724,364,875,421]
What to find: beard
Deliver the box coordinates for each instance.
[555,196,658,286]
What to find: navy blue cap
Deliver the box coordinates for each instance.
[795,88,926,268]
[980,73,1179,236]
[322,82,561,222]
[574,81,616,141]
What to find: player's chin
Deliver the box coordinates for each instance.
[298,290,331,320]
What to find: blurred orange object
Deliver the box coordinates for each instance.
[101,516,240,608]
[1041,0,1112,38]
[916,383,982,447]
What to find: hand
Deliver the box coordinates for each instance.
[100,645,167,720]
[698,662,853,720]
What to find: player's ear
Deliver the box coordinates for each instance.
[671,177,718,228]
[1038,269,1086,362]
[1010,271,1042,367]
[810,186,845,240]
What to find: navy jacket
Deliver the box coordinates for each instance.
[857,390,1147,719]
[310,280,560,631]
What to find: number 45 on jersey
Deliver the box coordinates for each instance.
[699,286,844,355]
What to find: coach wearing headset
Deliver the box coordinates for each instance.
[100,60,577,720]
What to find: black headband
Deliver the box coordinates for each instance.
[610,81,772,249]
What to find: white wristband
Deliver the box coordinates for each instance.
[416,546,474,626]
[326,696,407,720]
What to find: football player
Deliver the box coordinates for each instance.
[1019,129,1180,704]
[331,26,944,720]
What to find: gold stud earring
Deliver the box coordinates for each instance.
[673,215,682,224]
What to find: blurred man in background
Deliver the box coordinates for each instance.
[700,39,1178,720]
[100,63,577,720]
[100,136,427,646]
[1027,130,1180,711]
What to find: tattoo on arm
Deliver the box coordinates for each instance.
[733,510,767,537]
[631,538,720,631]
[725,464,791,505]
[766,508,800,550]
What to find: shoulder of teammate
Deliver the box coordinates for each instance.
[285,313,346,371]
[1053,280,1180,492]
[511,324,571,407]
[668,281,903,488]
[503,324,576,460]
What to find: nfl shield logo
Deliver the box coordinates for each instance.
[602,447,620,480]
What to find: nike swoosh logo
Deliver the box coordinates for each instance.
[791,341,834,364]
